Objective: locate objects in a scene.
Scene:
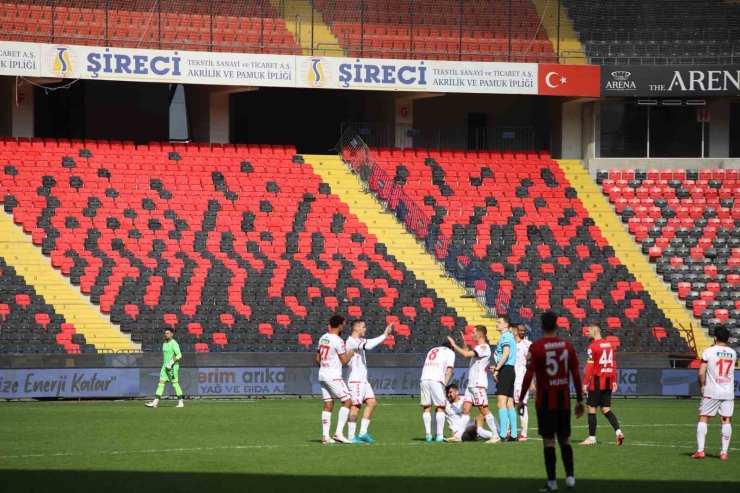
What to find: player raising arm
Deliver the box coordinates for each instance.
[580,322,624,446]
[420,340,456,442]
[317,315,355,444]
[692,326,736,461]
[345,320,393,443]
[518,311,584,492]
[445,326,500,444]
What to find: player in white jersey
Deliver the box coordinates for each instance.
[317,314,355,444]
[692,327,737,461]
[445,325,500,443]
[345,319,394,443]
[513,323,535,441]
[420,341,456,442]
[444,384,496,441]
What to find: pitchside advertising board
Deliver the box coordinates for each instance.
[601,65,740,97]
[1,367,738,398]
[0,40,600,97]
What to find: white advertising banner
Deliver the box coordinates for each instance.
[0,368,140,398]
[0,42,41,77]
[295,55,538,94]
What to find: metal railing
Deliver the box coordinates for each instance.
[340,123,536,154]
[334,126,541,338]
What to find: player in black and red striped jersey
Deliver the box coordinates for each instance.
[580,322,625,446]
[518,311,584,492]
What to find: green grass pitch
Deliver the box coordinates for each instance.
[0,398,738,493]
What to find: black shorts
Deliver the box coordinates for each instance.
[536,390,572,439]
[496,365,516,397]
[587,388,613,408]
[461,425,478,442]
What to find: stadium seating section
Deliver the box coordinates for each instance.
[562,0,740,65]
[367,148,691,354]
[599,168,740,353]
[0,256,91,354]
[313,0,554,62]
[0,138,471,354]
[0,1,302,54]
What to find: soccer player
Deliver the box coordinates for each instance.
[491,315,518,441]
[514,323,535,441]
[345,319,394,443]
[692,326,736,461]
[580,322,624,446]
[518,311,584,492]
[446,325,501,443]
[145,328,184,408]
[317,314,355,444]
[445,383,496,442]
[420,340,456,442]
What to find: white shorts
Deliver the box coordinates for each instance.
[420,380,446,408]
[349,380,376,406]
[699,397,734,418]
[464,387,489,407]
[514,384,529,404]
[320,379,350,402]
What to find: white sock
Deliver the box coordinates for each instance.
[521,406,528,437]
[435,412,446,438]
[322,411,332,438]
[456,415,471,438]
[347,422,357,440]
[616,428,622,437]
[589,436,596,441]
[336,407,349,436]
[477,426,493,440]
[485,413,499,435]
[697,422,708,452]
[178,398,183,405]
[423,412,432,435]
[722,424,732,453]
[152,398,159,406]
[566,477,575,488]
[548,480,557,490]
[360,418,370,436]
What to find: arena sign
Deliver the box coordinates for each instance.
[601,65,740,97]
[0,40,600,97]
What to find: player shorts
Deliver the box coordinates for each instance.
[587,388,612,409]
[159,364,179,382]
[348,380,376,406]
[420,380,446,408]
[514,384,530,404]
[699,397,735,418]
[536,390,573,439]
[461,425,479,442]
[496,365,516,397]
[320,379,351,402]
[464,386,489,407]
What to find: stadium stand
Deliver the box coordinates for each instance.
[312,0,554,62]
[599,168,740,353]
[364,148,692,354]
[0,0,302,54]
[0,256,92,354]
[561,0,740,65]
[0,138,471,354]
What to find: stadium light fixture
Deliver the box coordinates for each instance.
[661,100,683,106]
[685,100,706,106]
[637,99,658,106]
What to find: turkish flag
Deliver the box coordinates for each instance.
[537,64,600,97]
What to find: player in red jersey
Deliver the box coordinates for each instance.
[580,323,624,446]
[518,311,584,492]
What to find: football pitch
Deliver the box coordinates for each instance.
[0,398,738,493]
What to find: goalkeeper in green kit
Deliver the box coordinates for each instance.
[146,328,184,408]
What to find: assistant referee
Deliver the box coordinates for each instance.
[491,315,518,441]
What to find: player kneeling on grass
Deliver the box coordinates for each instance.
[317,315,355,444]
[146,328,184,408]
[692,326,736,461]
[420,341,456,442]
[345,319,394,443]
[445,384,497,442]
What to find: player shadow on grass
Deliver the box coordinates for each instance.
[1,471,738,493]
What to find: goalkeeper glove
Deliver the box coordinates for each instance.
[166,358,175,370]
